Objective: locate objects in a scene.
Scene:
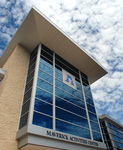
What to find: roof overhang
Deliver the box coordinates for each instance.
[0,7,107,84]
[99,114,123,130]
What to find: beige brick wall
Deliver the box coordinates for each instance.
[0,45,30,150]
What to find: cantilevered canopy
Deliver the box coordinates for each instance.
[0,7,107,84]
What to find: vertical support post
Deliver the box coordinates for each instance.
[79,71,93,140]
[28,43,41,125]
[53,52,55,130]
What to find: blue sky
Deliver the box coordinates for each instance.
[0,0,123,124]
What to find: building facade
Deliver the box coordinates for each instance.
[0,7,107,150]
[99,114,123,150]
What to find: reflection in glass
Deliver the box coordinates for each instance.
[56,119,91,139]
[37,78,53,93]
[92,131,102,142]
[35,88,53,104]
[87,104,96,114]
[33,112,53,129]
[83,83,91,91]
[55,71,62,81]
[56,96,85,115]
[40,56,53,68]
[55,65,62,74]
[55,79,83,100]
[88,112,98,122]
[85,96,94,106]
[55,87,85,109]
[38,69,53,83]
[84,89,92,99]
[39,62,53,75]
[90,121,100,132]
[56,107,88,128]
[34,99,53,116]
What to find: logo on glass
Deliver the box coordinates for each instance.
[62,69,76,90]
[65,74,74,86]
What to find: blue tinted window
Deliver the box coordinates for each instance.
[56,119,91,139]
[90,121,100,132]
[83,84,91,91]
[88,112,98,122]
[55,79,83,100]
[56,107,88,128]
[84,90,92,99]
[34,99,52,116]
[56,96,85,115]
[39,62,53,75]
[114,141,123,149]
[55,65,62,74]
[55,71,62,81]
[76,80,81,87]
[87,104,96,114]
[92,131,102,142]
[40,57,53,68]
[33,112,53,129]
[85,96,94,106]
[38,70,53,83]
[55,87,85,109]
[35,88,53,104]
[37,78,53,93]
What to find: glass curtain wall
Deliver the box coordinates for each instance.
[20,44,103,142]
[100,121,123,150]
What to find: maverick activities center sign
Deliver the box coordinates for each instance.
[46,130,99,147]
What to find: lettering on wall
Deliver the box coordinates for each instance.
[46,130,98,147]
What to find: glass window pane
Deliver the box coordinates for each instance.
[90,121,100,132]
[56,107,88,128]
[83,83,91,91]
[92,131,102,142]
[56,119,91,139]
[42,44,53,55]
[37,78,53,93]
[34,99,52,116]
[84,89,92,99]
[55,53,79,74]
[41,49,53,61]
[76,79,81,87]
[38,70,53,84]
[81,72,88,80]
[23,89,32,103]
[55,59,79,79]
[56,96,86,116]
[55,71,62,81]
[55,79,83,100]
[35,88,53,104]
[85,96,94,106]
[33,112,53,129]
[55,87,85,109]
[88,112,98,122]
[39,62,53,75]
[19,113,28,129]
[87,104,96,114]
[55,65,62,74]
[40,55,53,68]
[21,100,30,115]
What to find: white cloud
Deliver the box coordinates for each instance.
[0,0,123,124]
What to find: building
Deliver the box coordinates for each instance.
[99,114,123,150]
[0,7,107,150]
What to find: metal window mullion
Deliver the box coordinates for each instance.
[53,52,55,130]
[87,79,105,143]
[79,71,93,140]
[105,120,116,149]
[28,44,41,125]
